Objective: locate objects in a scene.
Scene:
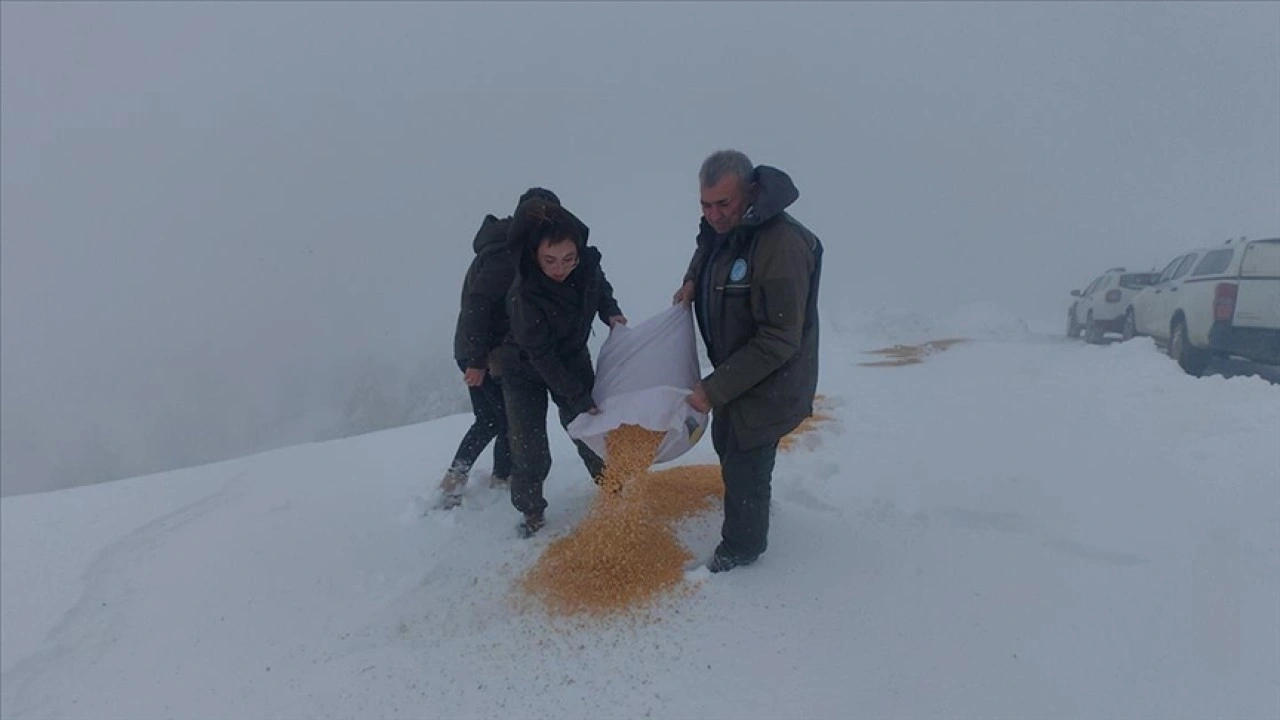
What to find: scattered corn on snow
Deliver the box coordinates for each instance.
[522,410,835,618]
[519,425,727,617]
[3,310,1279,720]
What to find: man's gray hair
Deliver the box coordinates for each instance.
[699,149,754,189]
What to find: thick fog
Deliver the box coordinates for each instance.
[2,2,1277,496]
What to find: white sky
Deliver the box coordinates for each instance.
[2,1,1278,494]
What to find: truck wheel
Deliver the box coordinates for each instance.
[1085,312,1104,345]
[1121,309,1137,341]
[1170,318,1210,376]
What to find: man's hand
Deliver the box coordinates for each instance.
[686,382,711,413]
[673,279,695,307]
[608,315,628,329]
[463,367,487,387]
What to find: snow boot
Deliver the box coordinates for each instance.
[707,548,758,574]
[517,512,545,539]
[436,466,468,510]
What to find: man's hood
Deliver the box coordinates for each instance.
[740,165,799,227]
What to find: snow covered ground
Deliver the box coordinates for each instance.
[3,306,1278,720]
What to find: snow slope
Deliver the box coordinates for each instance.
[3,308,1278,719]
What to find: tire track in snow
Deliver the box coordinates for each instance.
[0,471,253,719]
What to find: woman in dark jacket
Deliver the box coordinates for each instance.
[436,188,562,510]
[494,199,626,537]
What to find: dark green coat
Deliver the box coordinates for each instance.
[685,165,824,449]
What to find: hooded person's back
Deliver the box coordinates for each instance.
[453,214,517,370]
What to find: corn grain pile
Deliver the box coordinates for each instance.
[858,338,968,367]
[520,407,832,618]
[519,424,723,618]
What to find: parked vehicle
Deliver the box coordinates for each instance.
[1067,268,1157,344]
[1131,237,1280,374]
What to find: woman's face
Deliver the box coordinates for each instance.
[537,236,579,283]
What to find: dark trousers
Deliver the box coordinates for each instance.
[449,366,511,479]
[502,367,605,515]
[712,413,779,560]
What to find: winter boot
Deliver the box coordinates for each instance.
[436,465,469,509]
[707,547,758,574]
[517,512,545,539]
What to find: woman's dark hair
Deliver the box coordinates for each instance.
[507,197,590,279]
[520,201,582,249]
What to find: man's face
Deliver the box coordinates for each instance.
[700,174,752,235]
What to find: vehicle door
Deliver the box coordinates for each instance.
[1092,273,1122,321]
[1074,275,1104,326]
[1162,252,1201,327]
[1183,248,1236,343]
[1136,256,1184,338]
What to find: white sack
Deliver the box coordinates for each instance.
[566,304,709,464]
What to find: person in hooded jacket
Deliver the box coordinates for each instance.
[495,198,626,537]
[438,188,562,509]
[674,150,824,573]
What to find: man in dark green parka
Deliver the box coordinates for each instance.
[675,150,824,572]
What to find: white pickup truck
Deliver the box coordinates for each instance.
[1131,237,1280,375]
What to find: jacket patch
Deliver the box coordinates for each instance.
[729,258,749,282]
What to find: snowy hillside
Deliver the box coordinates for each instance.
[3,308,1278,720]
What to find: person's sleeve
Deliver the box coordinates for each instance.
[682,245,706,285]
[595,263,622,324]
